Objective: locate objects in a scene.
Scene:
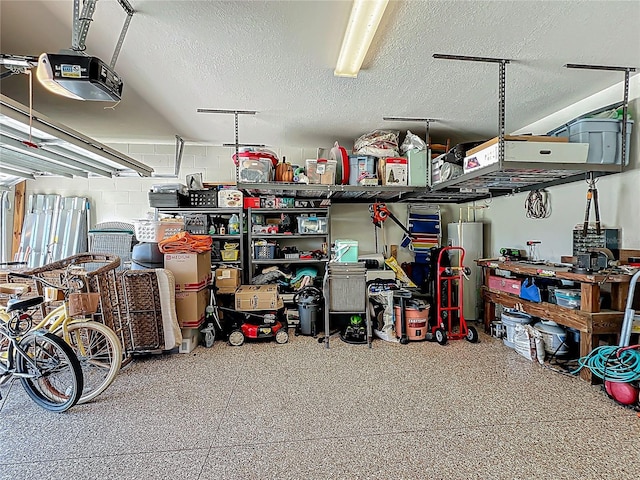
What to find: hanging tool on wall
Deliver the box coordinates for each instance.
[583,173,601,236]
[369,203,413,238]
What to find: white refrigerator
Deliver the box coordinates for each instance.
[447,222,484,322]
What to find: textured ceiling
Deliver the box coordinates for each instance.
[1,0,639,150]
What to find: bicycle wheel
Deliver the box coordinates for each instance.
[59,321,123,404]
[17,330,83,412]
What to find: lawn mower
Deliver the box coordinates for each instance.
[225,309,289,346]
[200,285,289,347]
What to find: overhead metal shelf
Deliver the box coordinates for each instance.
[237,157,620,204]
[237,182,423,202]
[416,160,621,203]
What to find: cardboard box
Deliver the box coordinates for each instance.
[404,149,428,187]
[378,157,408,185]
[175,289,208,328]
[462,135,587,174]
[259,196,294,208]
[215,267,241,294]
[179,327,200,353]
[488,275,522,295]
[305,159,337,184]
[235,284,284,311]
[243,196,261,209]
[217,188,243,208]
[164,251,212,291]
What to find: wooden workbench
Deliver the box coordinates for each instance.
[477,260,631,383]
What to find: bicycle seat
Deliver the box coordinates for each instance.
[0,283,31,295]
[6,296,44,313]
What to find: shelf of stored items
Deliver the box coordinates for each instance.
[477,260,632,383]
[238,182,421,203]
[414,136,623,204]
[156,207,245,275]
[247,207,331,283]
[237,157,620,205]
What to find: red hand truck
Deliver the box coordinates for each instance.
[436,246,479,343]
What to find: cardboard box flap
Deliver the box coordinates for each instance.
[467,135,568,156]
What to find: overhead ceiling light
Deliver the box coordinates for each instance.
[334,0,389,78]
[0,94,154,177]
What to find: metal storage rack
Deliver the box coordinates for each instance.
[156,207,244,279]
[246,207,331,283]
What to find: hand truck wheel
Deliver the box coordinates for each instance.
[465,326,479,343]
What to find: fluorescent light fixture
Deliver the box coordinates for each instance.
[334,0,389,78]
[0,94,154,179]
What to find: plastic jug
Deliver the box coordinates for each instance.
[228,214,240,235]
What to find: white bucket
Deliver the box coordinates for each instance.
[534,321,569,356]
[501,309,532,348]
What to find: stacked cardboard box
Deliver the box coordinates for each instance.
[215,267,241,294]
[164,251,212,331]
[235,284,283,311]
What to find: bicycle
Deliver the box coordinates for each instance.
[6,269,123,404]
[0,282,83,412]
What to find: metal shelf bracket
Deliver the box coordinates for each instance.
[565,63,637,174]
[433,53,511,168]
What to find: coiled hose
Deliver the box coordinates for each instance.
[573,345,640,382]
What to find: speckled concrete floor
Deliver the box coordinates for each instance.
[1,326,639,480]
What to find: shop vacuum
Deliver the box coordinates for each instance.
[294,286,323,336]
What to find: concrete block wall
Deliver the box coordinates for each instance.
[25,143,326,225]
[24,144,413,263]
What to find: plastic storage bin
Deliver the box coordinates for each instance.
[296,216,328,234]
[253,243,276,260]
[148,192,189,207]
[550,118,633,165]
[131,242,164,270]
[555,289,581,309]
[305,159,337,184]
[134,219,183,243]
[348,156,376,185]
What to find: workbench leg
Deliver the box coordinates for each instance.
[611,282,630,312]
[579,332,595,383]
[484,299,495,333]
[580,283,600,313]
